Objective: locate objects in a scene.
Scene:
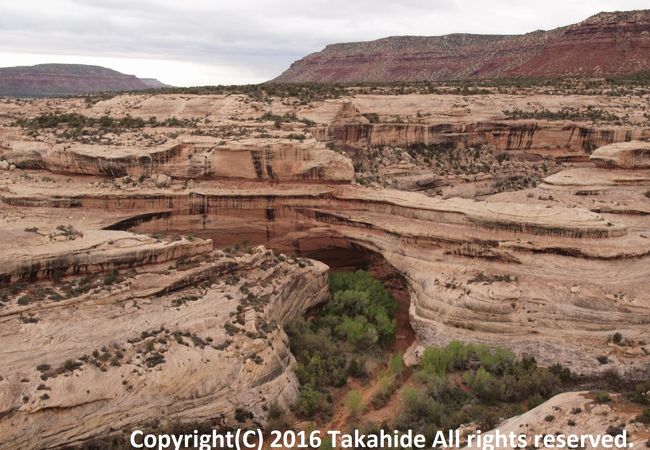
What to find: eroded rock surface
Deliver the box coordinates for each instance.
[590,141,650,169]
[0,87,649,447]
[465,392,650,450]
[0,243,328,449]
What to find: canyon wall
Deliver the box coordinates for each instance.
[2,170,648,378]
[316,111,650,158]
[1,139,354,182]
[0,243,329,449]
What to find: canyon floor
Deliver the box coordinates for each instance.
[0,82,649,448]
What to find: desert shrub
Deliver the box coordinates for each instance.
[293,386,327,419]
[388,353,405,376]
[502,107,622,124]
[630,381,650,405]
[234,407,254,423]
[636,409,650,424]
[594,391,611,403]
[265,401,291,431]
[286,133,306,141]
[103,270,119,286]
[463,367,504,404]
[346,357,367,378]
[285,270,398,420]
[61,359,82,372]
[394,388,444,440]
[144,353,165,368]
[370,373,398,409]
[286,319,347,389]
[549,363,573,382]
[499,361,559,401]
[346,390,364,418]
[461,404,500,431]
[418,341,515,379]
[606,425,625,437]
[415,341,560,426]
[528,393,545,410]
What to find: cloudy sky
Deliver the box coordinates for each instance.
[1,0,647,86]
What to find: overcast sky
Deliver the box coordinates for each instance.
[0,0,647,86]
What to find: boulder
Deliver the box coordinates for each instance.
[151,173,171,188]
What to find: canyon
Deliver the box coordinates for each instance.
[0,84,649,447]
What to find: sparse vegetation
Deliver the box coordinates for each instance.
[610,332,623,345]
[636,409,650,424]
[468,272,517,284]
[345,389,364,419]
[594,391,612,403]
[108,76,650,101]
[103,270,120,286]
[502,106,624,124]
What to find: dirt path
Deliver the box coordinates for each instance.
[265,256,418,448]
[322,256,417,432]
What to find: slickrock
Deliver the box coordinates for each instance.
[590,141,650,169]
[0,245,329,449]
[0,228,211,283]
[1,172,647,377]
[316,100,650,159]
[1,87,650,447]
[465,391,650,450]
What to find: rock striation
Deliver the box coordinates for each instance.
[464,391,650,450]
[275,10,650,83]
[1,172,648,379]
[1,138,354,182]
[590,140,650,169]
[0,243,329,449]
[1,88,649,447]
[316,102,650,159]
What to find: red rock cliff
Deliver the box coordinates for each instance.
[274,10,650,83]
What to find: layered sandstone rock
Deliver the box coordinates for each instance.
[590,141,650,169]
[317,101,650,160]
[1,89,649,447]
[1,170,648,378]
[0,243,329,449]
[465,391,650,449]
[1,138,354,182]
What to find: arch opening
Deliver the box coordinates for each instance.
[123,211,417,353]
